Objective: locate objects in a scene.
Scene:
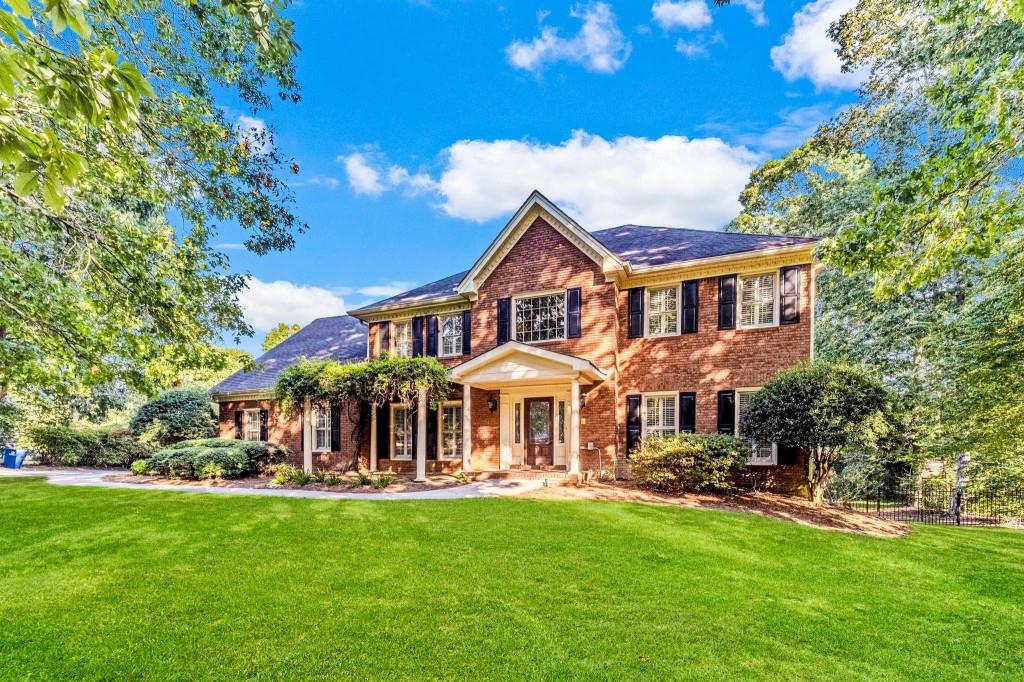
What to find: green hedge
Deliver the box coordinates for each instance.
[630,433,748,493]
[138,438,287,480]
[25,424,150,468]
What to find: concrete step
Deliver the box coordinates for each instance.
[475,470,579,486]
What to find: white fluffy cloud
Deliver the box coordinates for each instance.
[651,1,711,31]
[238,278,347,331]
[434,131,759,229]
[357,282,418,298]
[746,104,837,151]
[771,0,863,90]
[733,0,766,26]
[341,153,385,196]
[340,153,437,197]
[506,2,631,74]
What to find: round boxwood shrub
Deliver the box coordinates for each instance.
[129,389,216,446]
[138,438,287,480]
[630,433,747,493]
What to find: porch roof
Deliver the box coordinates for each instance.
[449,342,607,389]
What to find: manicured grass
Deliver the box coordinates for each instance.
[1,478,1023,680]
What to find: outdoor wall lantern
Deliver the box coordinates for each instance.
[487,395,498,413]
[580,393,588,409]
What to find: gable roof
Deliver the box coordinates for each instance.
[210,315,367,397]
[591,225,818,269]
[348,270,468,314]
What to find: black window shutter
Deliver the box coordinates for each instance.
[379,322,390,354]
[411,317,424,357]
[681,280,699,334]
[461,310,472,355]
[497,297,511,344]
[330,404,341,452]
[425,315,438,357]
[427,406,438,460]
[717,391,735,434]
[626,394,642,457]
[233,411,243,440]
[780,266,800,324]
[678,392,696,433]
[376,404,390,458]
[567,287,582,338]
[627,288,645,338]
[259,409,269,441]
[718,275,737,330]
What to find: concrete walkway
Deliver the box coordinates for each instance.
[0,467,545,501]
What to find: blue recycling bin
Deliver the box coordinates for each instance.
[2,448,27,469]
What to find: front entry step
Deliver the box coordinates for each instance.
[476,470,578,486]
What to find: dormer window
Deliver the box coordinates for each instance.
[513,291,566,343]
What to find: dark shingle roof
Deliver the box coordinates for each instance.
[210,315,367,395]
[348,270,468,314]
[591,225,818,268]
[351,226,817,312]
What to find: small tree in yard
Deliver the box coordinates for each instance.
[129,389,216,447]
[742,363,889,505]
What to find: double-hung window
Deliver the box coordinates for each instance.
[243,408,261,441]
[392,320,413,357]
[440,403,463,460]
[313,407,330,452]
[642,394,677,439]
[739,273,778,328]
[736,389,777,465]
[391,405,412,459]
[439,314,463,357]
[514,291,566,343]
[647,285,679,336]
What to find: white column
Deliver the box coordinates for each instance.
[415,388,427,482]
[369,406,378,472]
[302,396,313,474]
[569,378,581,475]
[462,384,472,472]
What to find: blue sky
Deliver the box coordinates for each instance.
[217,0,859,355]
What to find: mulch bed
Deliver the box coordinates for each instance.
[524,481,911,537]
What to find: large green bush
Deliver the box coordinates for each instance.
[139,438,286,480]
[25,424,150,467]
[631,433,747,493]
[129,389,216,446]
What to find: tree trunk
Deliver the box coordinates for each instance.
[806,445,833,507]
[948,451,970,515]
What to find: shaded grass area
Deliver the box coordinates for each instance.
[1,477,1022,680]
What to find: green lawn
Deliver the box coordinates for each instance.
[1,478,1023,680]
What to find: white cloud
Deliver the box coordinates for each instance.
[238,278,346,331]
[747,104,836,151]
[357,282,418,298]
[435,131,759,229]
[506,2,631,75]
[385,166,439,196]
[298,175,341,189]
[733,0,766,26]
[652,1,711,31]
[674,38,708,58]
[215,242,245,251]
[771,0,863,90]
[341,153,385,196]
[236,115,271,153]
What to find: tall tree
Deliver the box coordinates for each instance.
[0,0,303,407]
[262,322,300,351]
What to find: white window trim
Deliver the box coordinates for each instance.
[640,392,678,439]
[737,271,780,329]
[390,403,413,460]
[243,408,261,442]
[437,400,464,461]
[511,288,568,344]
[438,314,463,358]
[735,387,778,465]
[312,406,331,453]
[391,319,414,358]
[645,284,681,338]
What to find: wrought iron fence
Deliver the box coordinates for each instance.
[829,485,1024,526]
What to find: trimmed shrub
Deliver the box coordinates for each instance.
[631,433,747,493]
[130,459,150,475]
[142,438,286,480]
[25,424,149,468]
[129,390,216,446]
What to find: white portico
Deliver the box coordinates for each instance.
[449,342,607,474]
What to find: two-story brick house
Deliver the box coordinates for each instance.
[211,191,819,489]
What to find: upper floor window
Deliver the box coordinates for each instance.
[736,389,777,465]
[439,314,463,357]
[243,408,262,441]
[440,403,463,460]
[392,320,413,357]
[514,291,565,343]
[312,407,331,452]
[739,273,777,328]
[642,394,677,439]
[647,285,679,337]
